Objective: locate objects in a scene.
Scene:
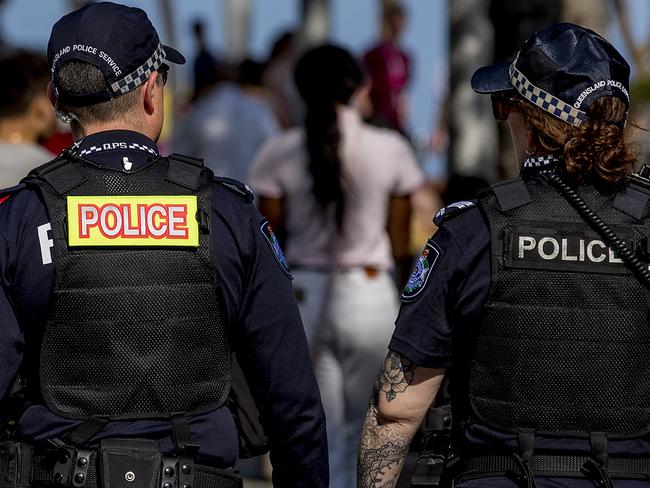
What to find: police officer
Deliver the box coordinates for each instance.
[0,3,328,488]
[357,23,650,487]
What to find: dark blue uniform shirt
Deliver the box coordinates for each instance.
[0,130,328,488]
[390,179,650,488]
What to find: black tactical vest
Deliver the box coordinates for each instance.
[25,154,230,421]
[472,175,650,437]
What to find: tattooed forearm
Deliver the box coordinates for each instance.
[379,351,416,402]
[357,400,410,487]
[357,352,418,487]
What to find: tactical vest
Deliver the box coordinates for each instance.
[472,175,650,437]
[25,154,231,422]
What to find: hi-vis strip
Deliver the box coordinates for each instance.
[67,196,199,247]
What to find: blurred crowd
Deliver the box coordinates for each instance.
[0,0,642,486]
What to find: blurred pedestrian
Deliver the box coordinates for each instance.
[0,51,56,188]
[250,45,424,488]
[191,20,218,101]
[363,2,411,133]
[263,31,302,128]
[174,60,279,183]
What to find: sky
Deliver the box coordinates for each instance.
[0,0,446,135]
[1,0,648,134]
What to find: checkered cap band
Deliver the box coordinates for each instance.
[110,44,166,96]
[509,63,588,127]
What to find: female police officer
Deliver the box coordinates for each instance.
[358,23,650,487]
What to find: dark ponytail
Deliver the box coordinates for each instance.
[294,45,364,229]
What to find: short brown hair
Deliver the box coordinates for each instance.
[514,96,636,188]
[56,61,141,124]
[0,50,50,119]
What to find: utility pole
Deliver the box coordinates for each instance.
[226,0,251,62]
[300,0,330,47]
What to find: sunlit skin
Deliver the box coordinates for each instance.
[46,70,166,143]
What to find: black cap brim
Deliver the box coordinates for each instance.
[471,62,513,94]
[163,45,186,65]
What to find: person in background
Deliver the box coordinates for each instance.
[191,20,218,102]
[173,60,279,183]
[358,23,650,487]
[364,2,411,133]
[250,45,423,488]
[0,51,56,188]
[263,31,302,129]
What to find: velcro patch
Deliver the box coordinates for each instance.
[67,195,199,247]
[401,241,440,301]
[260,219,292,278]
[504,224,635,274]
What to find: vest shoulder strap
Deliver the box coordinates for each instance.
[166,153,205,191]
[490,177,532,212]
[613,170,650,221]
[214,176,254,203]
[26,155,86,195]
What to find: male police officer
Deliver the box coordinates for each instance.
[0,3,328,488]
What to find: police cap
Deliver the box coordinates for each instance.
[471,23,630,126]
[48,1,185,107]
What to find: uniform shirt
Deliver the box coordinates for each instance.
[0,130,328,488]
[390,172,650,487]
[249,105,423,270]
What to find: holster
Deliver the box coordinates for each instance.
[0,441,32,488]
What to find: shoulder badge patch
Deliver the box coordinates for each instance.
[433,200,476,226]
[260,219,292,279]
[401,241,440,301]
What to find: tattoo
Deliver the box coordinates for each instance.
[378,351,416,402]
[357,352,418,487]
[357,402,410,487]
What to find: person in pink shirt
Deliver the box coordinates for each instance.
[249,44,423,488]
[364,2,411,133]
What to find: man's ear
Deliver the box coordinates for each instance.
[143,71,158,115]
[47,81,57,108]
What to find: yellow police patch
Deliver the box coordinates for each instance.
[67,196,199,247]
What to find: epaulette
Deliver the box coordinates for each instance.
[433,200,477,226]
[0,183,26,204]
[214,176,254,203]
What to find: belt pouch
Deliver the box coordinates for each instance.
[0,442,31,488]
[99,440,161,488]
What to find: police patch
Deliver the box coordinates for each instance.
[401,241,440,301]
[260,219,292,279]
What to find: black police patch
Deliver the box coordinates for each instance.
[260,219,292,279]
[401,241,440,302]
[504,223,635,275]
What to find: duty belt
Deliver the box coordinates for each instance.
[0,441,242,488]
[453,454,650,485]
